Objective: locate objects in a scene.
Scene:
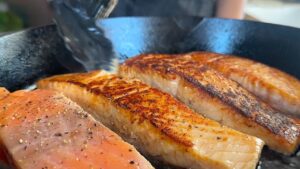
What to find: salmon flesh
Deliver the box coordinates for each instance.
[0,89,153,169]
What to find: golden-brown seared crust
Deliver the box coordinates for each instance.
[124,54,178,80]
[123,54,300,144]
[41,71,221,147]
[88,77,150,100]
[114,88,195,147]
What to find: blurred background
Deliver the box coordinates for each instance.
[1,0,300,33]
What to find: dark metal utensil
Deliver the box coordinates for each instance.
[50,0,118,71]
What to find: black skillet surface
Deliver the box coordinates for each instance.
[0,25,70,91]
[0,17,300,168]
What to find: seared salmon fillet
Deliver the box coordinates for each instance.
[192,52,300,118]
[38,71,264,169]
[119,54,300,155]
[0,89,153,169]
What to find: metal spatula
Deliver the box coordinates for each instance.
[50,0,118,72]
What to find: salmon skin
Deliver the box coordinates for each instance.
[119,54,300,155]
[0,89,153,169]
[38,71,264,169]
[187,52,300,118]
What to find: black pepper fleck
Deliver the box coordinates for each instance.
[54,133,62,137]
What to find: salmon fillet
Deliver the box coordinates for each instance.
[38,71,264,169]
[0,89,153,169]
[119,54,300,155]
[187,52,300,118]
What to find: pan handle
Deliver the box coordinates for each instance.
[49,0,119,71]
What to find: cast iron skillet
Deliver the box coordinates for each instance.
[0,17,300,169]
